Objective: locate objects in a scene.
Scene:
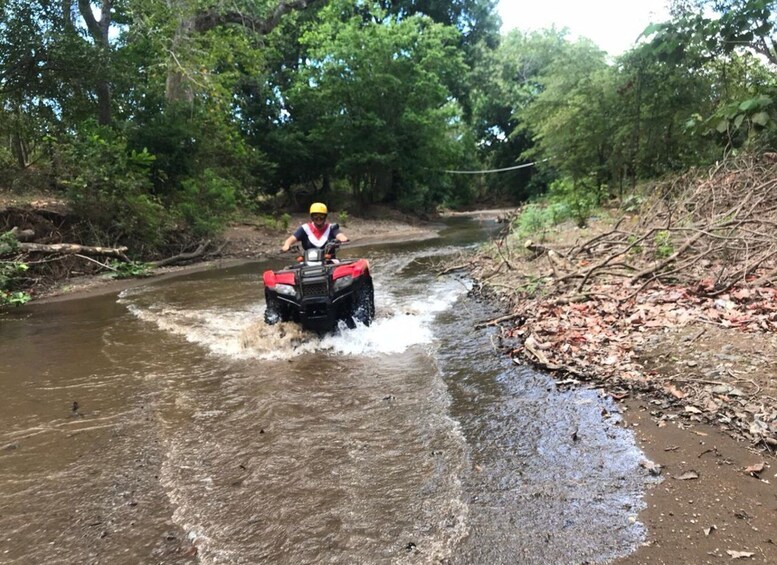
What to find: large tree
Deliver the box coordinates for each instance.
[468,28,572,200]
[640,0,777,148]
[291,1,469,209]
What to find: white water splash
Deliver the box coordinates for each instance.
[120,278,468,360]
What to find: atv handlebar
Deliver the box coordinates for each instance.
[279,239,348,254]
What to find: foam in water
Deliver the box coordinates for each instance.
[121,278,468,360]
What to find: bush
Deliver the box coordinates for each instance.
[279,213,291,230]
[514,203,549,238]
[60,123,168,252]
[0,146,16,189]
[176,170,237,238]
[654,230,674,258]
[548,177,596,228]
[0,230,30,306]
[107,260,152,279]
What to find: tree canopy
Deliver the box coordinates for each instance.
[1,0,775,256]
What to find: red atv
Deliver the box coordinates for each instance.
[262,241,375,333]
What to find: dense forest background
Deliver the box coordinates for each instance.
[0,0,775,257]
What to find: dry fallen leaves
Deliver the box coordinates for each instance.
[485,279,777,448]
[474,156,777,450]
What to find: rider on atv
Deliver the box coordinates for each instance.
[266,201,372,332]
[281,202,349,255]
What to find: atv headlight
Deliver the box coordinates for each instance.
[333,275,353,292]
[274,283,296,296]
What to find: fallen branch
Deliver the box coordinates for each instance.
[438,263,470,276]
[149,240,210,268]
[568,216,628,257]
[475,312,524,329]
[749,264,777,287]
[523,239,550,258]
[481,260,505,280]
[15,242,129,259]
[73,253,119,272]
[495,240,515,270]
[629,231,706,284]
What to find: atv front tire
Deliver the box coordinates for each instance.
[264,294,284,325]
[353,281,375,326]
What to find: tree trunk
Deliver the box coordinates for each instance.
[77,0,113,125]
[10,132,29,169]
[165,10,196,104]
[96,80,112,126]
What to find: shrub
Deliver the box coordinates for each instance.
[279,213,291,230]
[107,260,152,279]
[176,170,237,238]
[548,177,596,228]
[514,203,549,238]
[0,231,30,306]
[60,123,167,252]
[654,230,674,258]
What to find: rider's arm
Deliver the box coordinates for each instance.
[330,223,348,243]
[281,234,298,252]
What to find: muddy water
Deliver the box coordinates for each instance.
[0,218,656,564]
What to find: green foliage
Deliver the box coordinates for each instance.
[0,260,28,288]
[0,146,16,188]
[0,231,29,306]
[548,178,596,228]
[627,234,644,255]
[293,1,469,209]
[470,28,582,201]
[279,213,291,231]
[514,204,548,238]
[707,92,775,141]
[633,1,777,163]
[0,230,20,255]
[381,0,501,46]
[0,290,31,306]
[518,275,549,297]
[545,201,572,225]
[518,37,629,195]
[513,199,572,239]
[654,230,674,259]
[176,170,237,238]
[4,0,776,262]
[256,213,291,231]
[644,0,776,66]
[621,194,646,213]
[107,260,152,279]
[337,210,349,226]
[60,124,168,252]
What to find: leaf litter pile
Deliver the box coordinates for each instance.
[467,153,777,452]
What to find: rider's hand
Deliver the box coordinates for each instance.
[281,244,289,253]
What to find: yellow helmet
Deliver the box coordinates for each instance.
[309,202,328,215]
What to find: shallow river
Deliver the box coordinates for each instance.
[0,218,655,564]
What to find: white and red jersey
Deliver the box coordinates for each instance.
[292,222,341,250]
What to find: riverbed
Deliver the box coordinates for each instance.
[0,217,656,564]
